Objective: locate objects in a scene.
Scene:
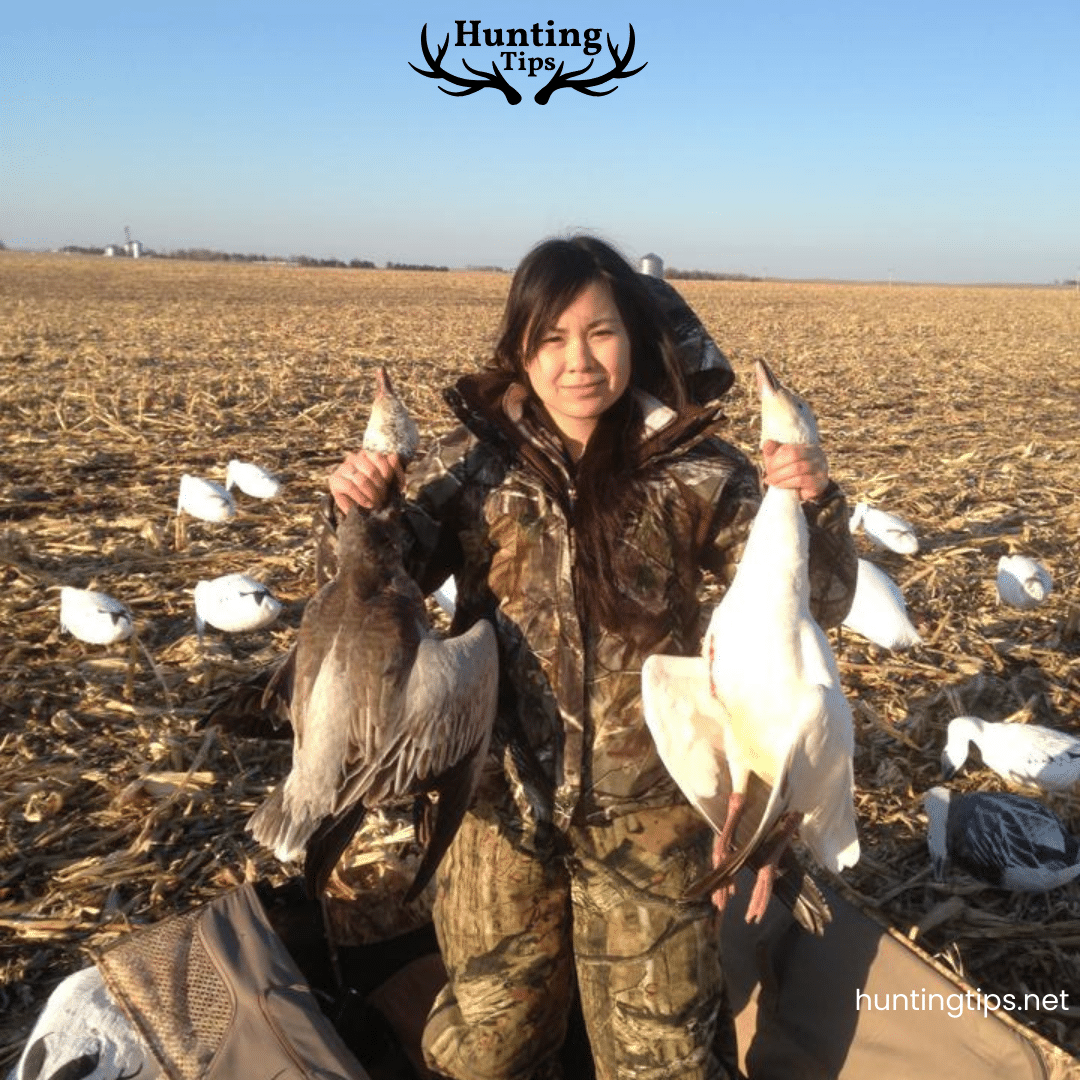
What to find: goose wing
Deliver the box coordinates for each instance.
[305,617,498,900]
[395,619,499,901]
[642,654,831,933]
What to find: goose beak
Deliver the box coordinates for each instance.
[375,365,392,397]
[755,359,780,394]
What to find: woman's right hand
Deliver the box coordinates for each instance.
[329,450,405,514]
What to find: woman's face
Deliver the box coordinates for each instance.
[523,278,632,459]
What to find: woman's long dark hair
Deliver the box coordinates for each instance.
[490,235,691,644]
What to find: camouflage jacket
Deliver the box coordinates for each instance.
[314,370,857,835]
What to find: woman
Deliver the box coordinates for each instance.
[324,236,857,1080]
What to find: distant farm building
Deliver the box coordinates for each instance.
[640,253,664,278]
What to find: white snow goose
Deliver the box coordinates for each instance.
[175,473,236,547]
[678,360,859,923]
[942,715,1080,792]
[924,786,1080,892]
[642,652,831,933]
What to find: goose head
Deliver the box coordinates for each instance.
[362,366,420,464]
[941,715,984,780]
[755,360,819,447]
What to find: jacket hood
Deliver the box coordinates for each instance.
[444,371,731,487]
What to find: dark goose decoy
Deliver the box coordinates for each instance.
[924,786,1080,892]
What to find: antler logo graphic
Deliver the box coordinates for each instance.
[409,24,523,105]
[534,25,646,104]
[408,23,646,105]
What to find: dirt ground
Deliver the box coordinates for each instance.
[2,252,1079,1069]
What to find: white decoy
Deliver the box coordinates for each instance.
[996,555,1053,610]
[60,587,133,645]
[924,786,1080,892]
[849,501,919,554]
[247,506,498,902]
[841,558,922,649]
[942,715,1080,791]
[642,652,830,934]
[194,573,281,639]
[361,365,420,462]
[225,459,282,499]
[177,473,236,522]
[4,966,158,1080]
[692,360,859,922]
[176,473,236,548]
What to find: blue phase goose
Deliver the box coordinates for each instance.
[924,787,1080,892]
[691,360,859,922]
[248,365,497,902]
[942,715,1080,792]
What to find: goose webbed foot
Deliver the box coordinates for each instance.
[709,791,747,911]
[745,810,802,924]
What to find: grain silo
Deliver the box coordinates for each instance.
[640,253,664,278]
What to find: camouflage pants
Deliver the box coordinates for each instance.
[421,800,738,1080]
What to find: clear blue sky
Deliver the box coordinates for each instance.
[3,0,1077,282]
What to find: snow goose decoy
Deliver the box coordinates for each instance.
[194,572,281,641]
[684,360,860,922]
[4,966,157,1080]
[246,505,498,903]
[924,786,1080,892]
[642,652,831,933]
[849,501,919,554]
[175,473,236,548]
[942,715,1080,792]
[225,459,282,500]
[60,586,133,646]
[841,557,922,650]
[60,585,141,700]
[996,555,1053,610]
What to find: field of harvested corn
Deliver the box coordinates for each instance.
[2,251,1079,1069]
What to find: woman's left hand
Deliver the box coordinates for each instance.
[761,440,830,502]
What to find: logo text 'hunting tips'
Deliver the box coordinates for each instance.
[409,22,646,105]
